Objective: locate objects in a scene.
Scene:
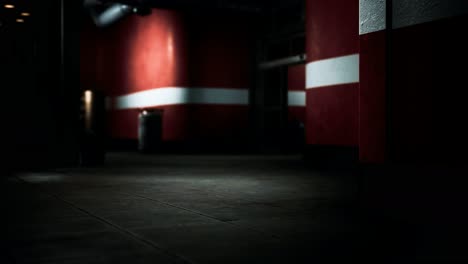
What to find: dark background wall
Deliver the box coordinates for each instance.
[287,64,305,124]
[359,0,386,163]
[391,10,468,164]
[359,0,468,164]
[3,0,80,171]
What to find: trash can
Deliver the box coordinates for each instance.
[138,109,163,153]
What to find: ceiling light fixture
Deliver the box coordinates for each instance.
[16,18,24,23]
[21,12,30,16]
[4,4,15,9]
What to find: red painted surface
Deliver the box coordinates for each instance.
[187,104,249,142]
[108,105,248,142]
[188,14,252,89]
[359,31,386,163]
[305,0,359,147]
[81,10,252,142]
[105,10,190,96]
[391,14,468,162]
[108,109,139,139]
[306,84,359,146]
[288,64,305,91]
[288,64,306,123]
[305,0,359,61]
[288,107,306,124]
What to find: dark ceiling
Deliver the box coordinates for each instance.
[0,0,302,25]
[0,0,34,26]
[1,0,303,32]
[106,0,301,13]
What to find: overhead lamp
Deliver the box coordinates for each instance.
[16,18,24,23]
[4,4,14,9]
[21,12,30,17]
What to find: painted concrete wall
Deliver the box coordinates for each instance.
[305,0,359,147]
[80,10,252,145]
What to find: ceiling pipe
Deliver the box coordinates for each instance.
[100,0,263,14]
[259,54,307,70]
[84,0,150,28]
[93,3,132,27]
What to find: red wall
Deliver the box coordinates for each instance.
[104,10,191,141]
[305,0,359,146]
[105,10,190,96]
[188,13,252,89]
[287,64,305,123]
[185,13,251,143]
[81,10,252,144]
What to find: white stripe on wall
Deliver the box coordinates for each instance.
[288,91,306,107]
[115,87,249,110]
[306,54,359,89]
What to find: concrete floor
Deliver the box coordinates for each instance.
[2,153,467,263]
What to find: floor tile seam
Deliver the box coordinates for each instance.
[179,186,330,216]
[51,194,195,264]
[123,192,284,242]
[15,176,194,264]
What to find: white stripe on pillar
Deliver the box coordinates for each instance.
[288,91,306,107]
[115,87,249,109]
[306,54,360,89]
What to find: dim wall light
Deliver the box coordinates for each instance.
[21,12,30,17]
[84,90,93,104]
[84,90,93,130]
[16,18,24,23]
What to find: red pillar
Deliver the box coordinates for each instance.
[305,0,359,157]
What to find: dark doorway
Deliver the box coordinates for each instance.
[259,66,288,151]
